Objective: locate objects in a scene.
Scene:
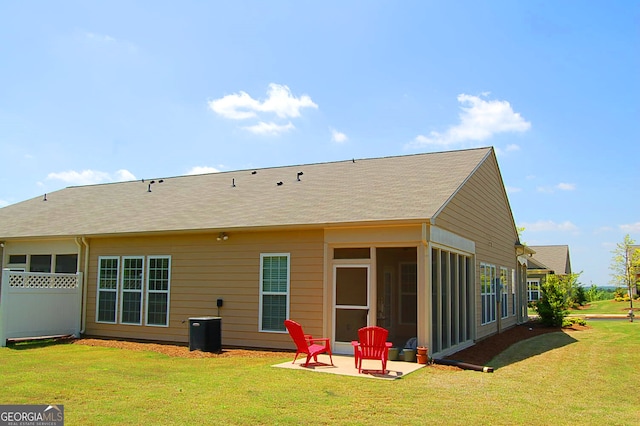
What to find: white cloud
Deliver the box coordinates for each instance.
[331,128,348,143]
[47,169,136,186]
[187,166,221,175]
[537,182,577,193]
[82,31,137,53]
[556,182,576,191]
[594,226,614,234]
[408,93,531,148]
[208,83,318,120]
[505,186,522,194]
[505,144,520,152]
[521,220,578,233]
[0,199,8,208]
[85,32,116,43]
[620,222,640,233]
[243,121,295,135]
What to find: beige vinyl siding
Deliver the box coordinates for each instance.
[84,229,324,350]
[434,154,518,339]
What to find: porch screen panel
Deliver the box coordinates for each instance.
[431,247,473,355]
[431,248,440,354]
[450,253,458,345]
[440,251,449,350]
[260,254,289,332]
[97,257,119,323]
[147,256,171,326]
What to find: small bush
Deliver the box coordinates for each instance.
[563,317,587,327]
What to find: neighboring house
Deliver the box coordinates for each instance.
[0,147,529,357]
[526,245,572,302]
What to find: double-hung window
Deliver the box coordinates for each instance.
[147,256,171,326]
[500,267,509,319]
[121,257,144,325]
[96,255,171,327]
[97,257,120,323]
[480,263,497,325]
[259,253,290,332]
[528,279,541,301]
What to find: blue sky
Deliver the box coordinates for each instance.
[1,1,638,286]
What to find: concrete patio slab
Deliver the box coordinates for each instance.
[273,354,425,380]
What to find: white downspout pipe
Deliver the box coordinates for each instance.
[76,237,90,334]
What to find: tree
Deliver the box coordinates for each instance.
[609,234,640,310]
[535,272,582,326]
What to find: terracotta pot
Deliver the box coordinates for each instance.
[416,354,428,364]
[417,346,428,356]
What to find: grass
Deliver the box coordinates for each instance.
[528,298,635,317]
[570,299,636,315]
[1,321,638,425]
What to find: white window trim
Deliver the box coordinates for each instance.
[145,255,171,327]
[481,262,497,325]
[527,278,541,302]
[500,267,509,319]
[96,256,120,324]
[511,269,517,316]
[95,255,171,327]
[259,253,290,333]
[120,256,145,326]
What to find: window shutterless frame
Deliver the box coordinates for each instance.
[120,256,145,325]
[146,256,171,327]
[96,256,120,324]
[259,253,290,333]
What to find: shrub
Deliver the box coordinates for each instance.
[535,275,571,327]
[563,317,587,327]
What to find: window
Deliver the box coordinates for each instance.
[55,254,78,273]
[481,263,496,325]
[121,257,144,325]
[96,255,171,327]
[97,257,119,323]
[147,256,171,326]
[527,279,541,302]
[8,254,27,264]
[511,269,517,316]
[500,267,509,319]
[30,255,52,273]
[260,254,290,332]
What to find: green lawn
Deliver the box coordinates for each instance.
[1,321,638,425]
[570,299,636,315]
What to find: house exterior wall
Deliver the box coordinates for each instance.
[434,155,520,340]
[83,229,325,350]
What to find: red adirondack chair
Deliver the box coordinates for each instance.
[351,326,392,374]
[284,319,334,367]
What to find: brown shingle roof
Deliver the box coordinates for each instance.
[527,245,572,275]
[0,147,493,238]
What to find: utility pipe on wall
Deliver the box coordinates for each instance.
[77,237,90,334]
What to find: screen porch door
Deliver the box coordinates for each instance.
[333,265,370,354]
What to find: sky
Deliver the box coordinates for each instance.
[1,1,638,286]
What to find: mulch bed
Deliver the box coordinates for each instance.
[443,320,588,366]
[66,320,587,368]
[71,338,292,359]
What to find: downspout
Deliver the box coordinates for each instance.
[77,237,90,334]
